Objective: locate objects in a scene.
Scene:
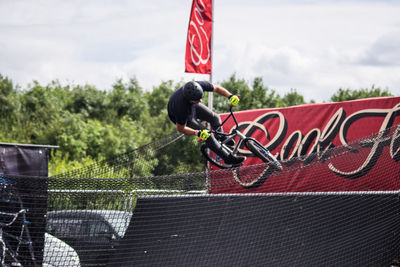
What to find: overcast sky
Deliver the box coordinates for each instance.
[1,0,399,102]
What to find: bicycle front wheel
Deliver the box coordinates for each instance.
[200,143,233,169]
[244,138,283,171]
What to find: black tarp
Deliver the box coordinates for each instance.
[111,194,400,267]
[0,143,53,266]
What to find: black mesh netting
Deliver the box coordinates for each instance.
[1,126,400,266]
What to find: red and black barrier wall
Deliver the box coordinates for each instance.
[111,194,400,266]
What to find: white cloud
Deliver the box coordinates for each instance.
[357,31,400,66]
[211,1,400,101]
[0,0,400,102]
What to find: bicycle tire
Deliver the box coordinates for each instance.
[200,143,233,169]
[231,139,283,189]
[232,164,275,189]
[244,138,283,171]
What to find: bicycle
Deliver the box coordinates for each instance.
[0,175,38,267]
[200,105,283,171]
[199,105,283,189]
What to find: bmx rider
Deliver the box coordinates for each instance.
[167,81,245,165]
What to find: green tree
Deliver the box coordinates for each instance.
[282,88,306,107]
[152,136,205,176]
[67,84,107,120]
[0,74,16,118]
[330,85,393,102]
[53,112,88,160]
[216,74,252,112]
[250,77,283,109]
[17,81,66,143]
[211,75,285,112]
[145,80,176,117]
[107,78,148,122]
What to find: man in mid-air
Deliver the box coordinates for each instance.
[167,81,245,165]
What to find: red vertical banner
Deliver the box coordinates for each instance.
[185,0,213,74]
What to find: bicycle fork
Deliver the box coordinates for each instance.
[221,129,246,156]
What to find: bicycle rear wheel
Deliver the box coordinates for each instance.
[200,143,233,169]
[244,138,283,171]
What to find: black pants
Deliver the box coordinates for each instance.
[186,103,221,131]
[187,103,226,156]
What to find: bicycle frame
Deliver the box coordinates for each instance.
[201,105,281,172]
[212,107,242,154]
[211,105,269,156]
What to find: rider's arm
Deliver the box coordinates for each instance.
[213,85,233,98]
[176,123,199,136]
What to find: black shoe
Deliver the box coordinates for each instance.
[215,133,235,147]
[224,154,246,165]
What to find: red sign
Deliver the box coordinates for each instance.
[185,0,212,74]
[209,97,400,193]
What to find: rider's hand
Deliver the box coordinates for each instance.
[198,129,211,141]
[228,95,240,106]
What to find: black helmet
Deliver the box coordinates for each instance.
[183,81,203,101]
